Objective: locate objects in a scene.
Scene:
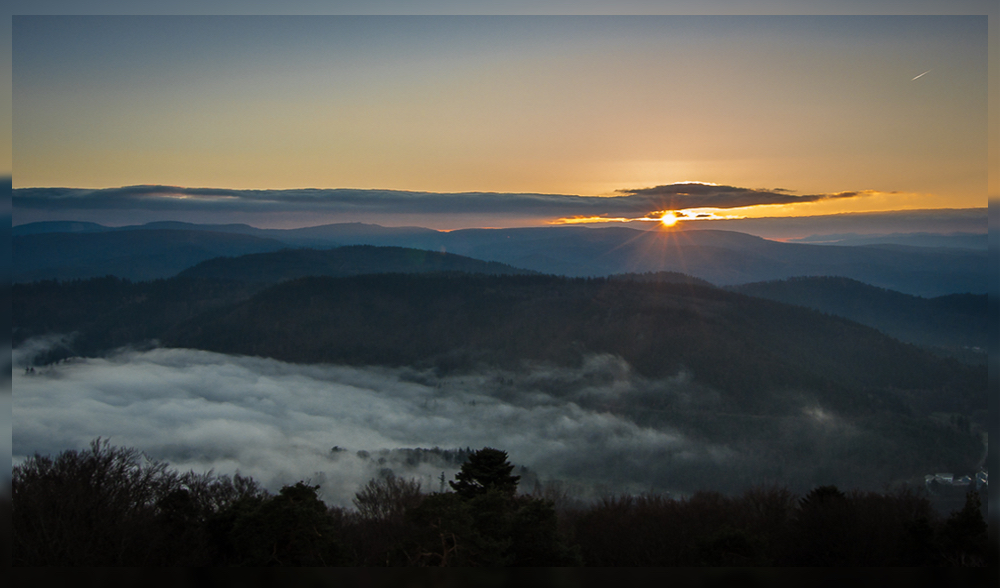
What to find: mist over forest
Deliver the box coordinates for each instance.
[13,341,983,508]
[14,346,719,505]
[12,233,988,509]
[9,221,992,569]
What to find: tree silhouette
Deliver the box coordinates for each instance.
[223,482,346,566]
[12,438,175,565]
[449,448,520,499]
[938,490,989,566]
[353,472,423,522]
[407,448,577,566]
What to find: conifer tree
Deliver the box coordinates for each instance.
[449,448,520,499]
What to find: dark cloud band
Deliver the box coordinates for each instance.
[13,183,872,219]
[615,183,871,210]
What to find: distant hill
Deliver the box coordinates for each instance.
[298,224,986,296]
[177,245,536,283]
[272,224,986,296]
[787,231,987,249]
[0,215,10,282]
[608,271,716,288]
[13,230,288,282]
[13,221,112,236]
[15,219,438,248]
[728,277,988,354]
[11,243,534,356]
[469,227,986,297]
[272,222,440,248]
[14,221,987,296]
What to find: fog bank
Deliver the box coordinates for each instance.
[13,346,729,506]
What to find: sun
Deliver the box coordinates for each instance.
[659,212,678,227]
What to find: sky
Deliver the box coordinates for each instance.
[8,2,996,230]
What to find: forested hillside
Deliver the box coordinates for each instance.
[13,229,287,282]
[162,273,983,414]
[728,277,988,357]
[13,276,260,358]
[15,271,985,420]
[12,245,532,356]
[13,253,988,501]
[177,245,535,283]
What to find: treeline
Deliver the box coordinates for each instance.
[11,440,991,567]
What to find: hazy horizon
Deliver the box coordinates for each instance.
[10,173,989,237]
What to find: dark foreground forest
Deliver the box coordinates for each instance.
[9,440,991,567]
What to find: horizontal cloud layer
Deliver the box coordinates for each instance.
[13,183,871,220]
[14,338,962,504]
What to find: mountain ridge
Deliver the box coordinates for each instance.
[12,220,988,296]
[727,276,987,354]
[177,245,536,283]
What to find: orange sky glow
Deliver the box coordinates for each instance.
[10,14,993,230]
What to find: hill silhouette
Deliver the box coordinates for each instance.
[728,277,988,356]
[177,245,535,283]
[13,221,987,296]
[13,229,287,282]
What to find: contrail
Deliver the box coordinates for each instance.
[911,70,931,81]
